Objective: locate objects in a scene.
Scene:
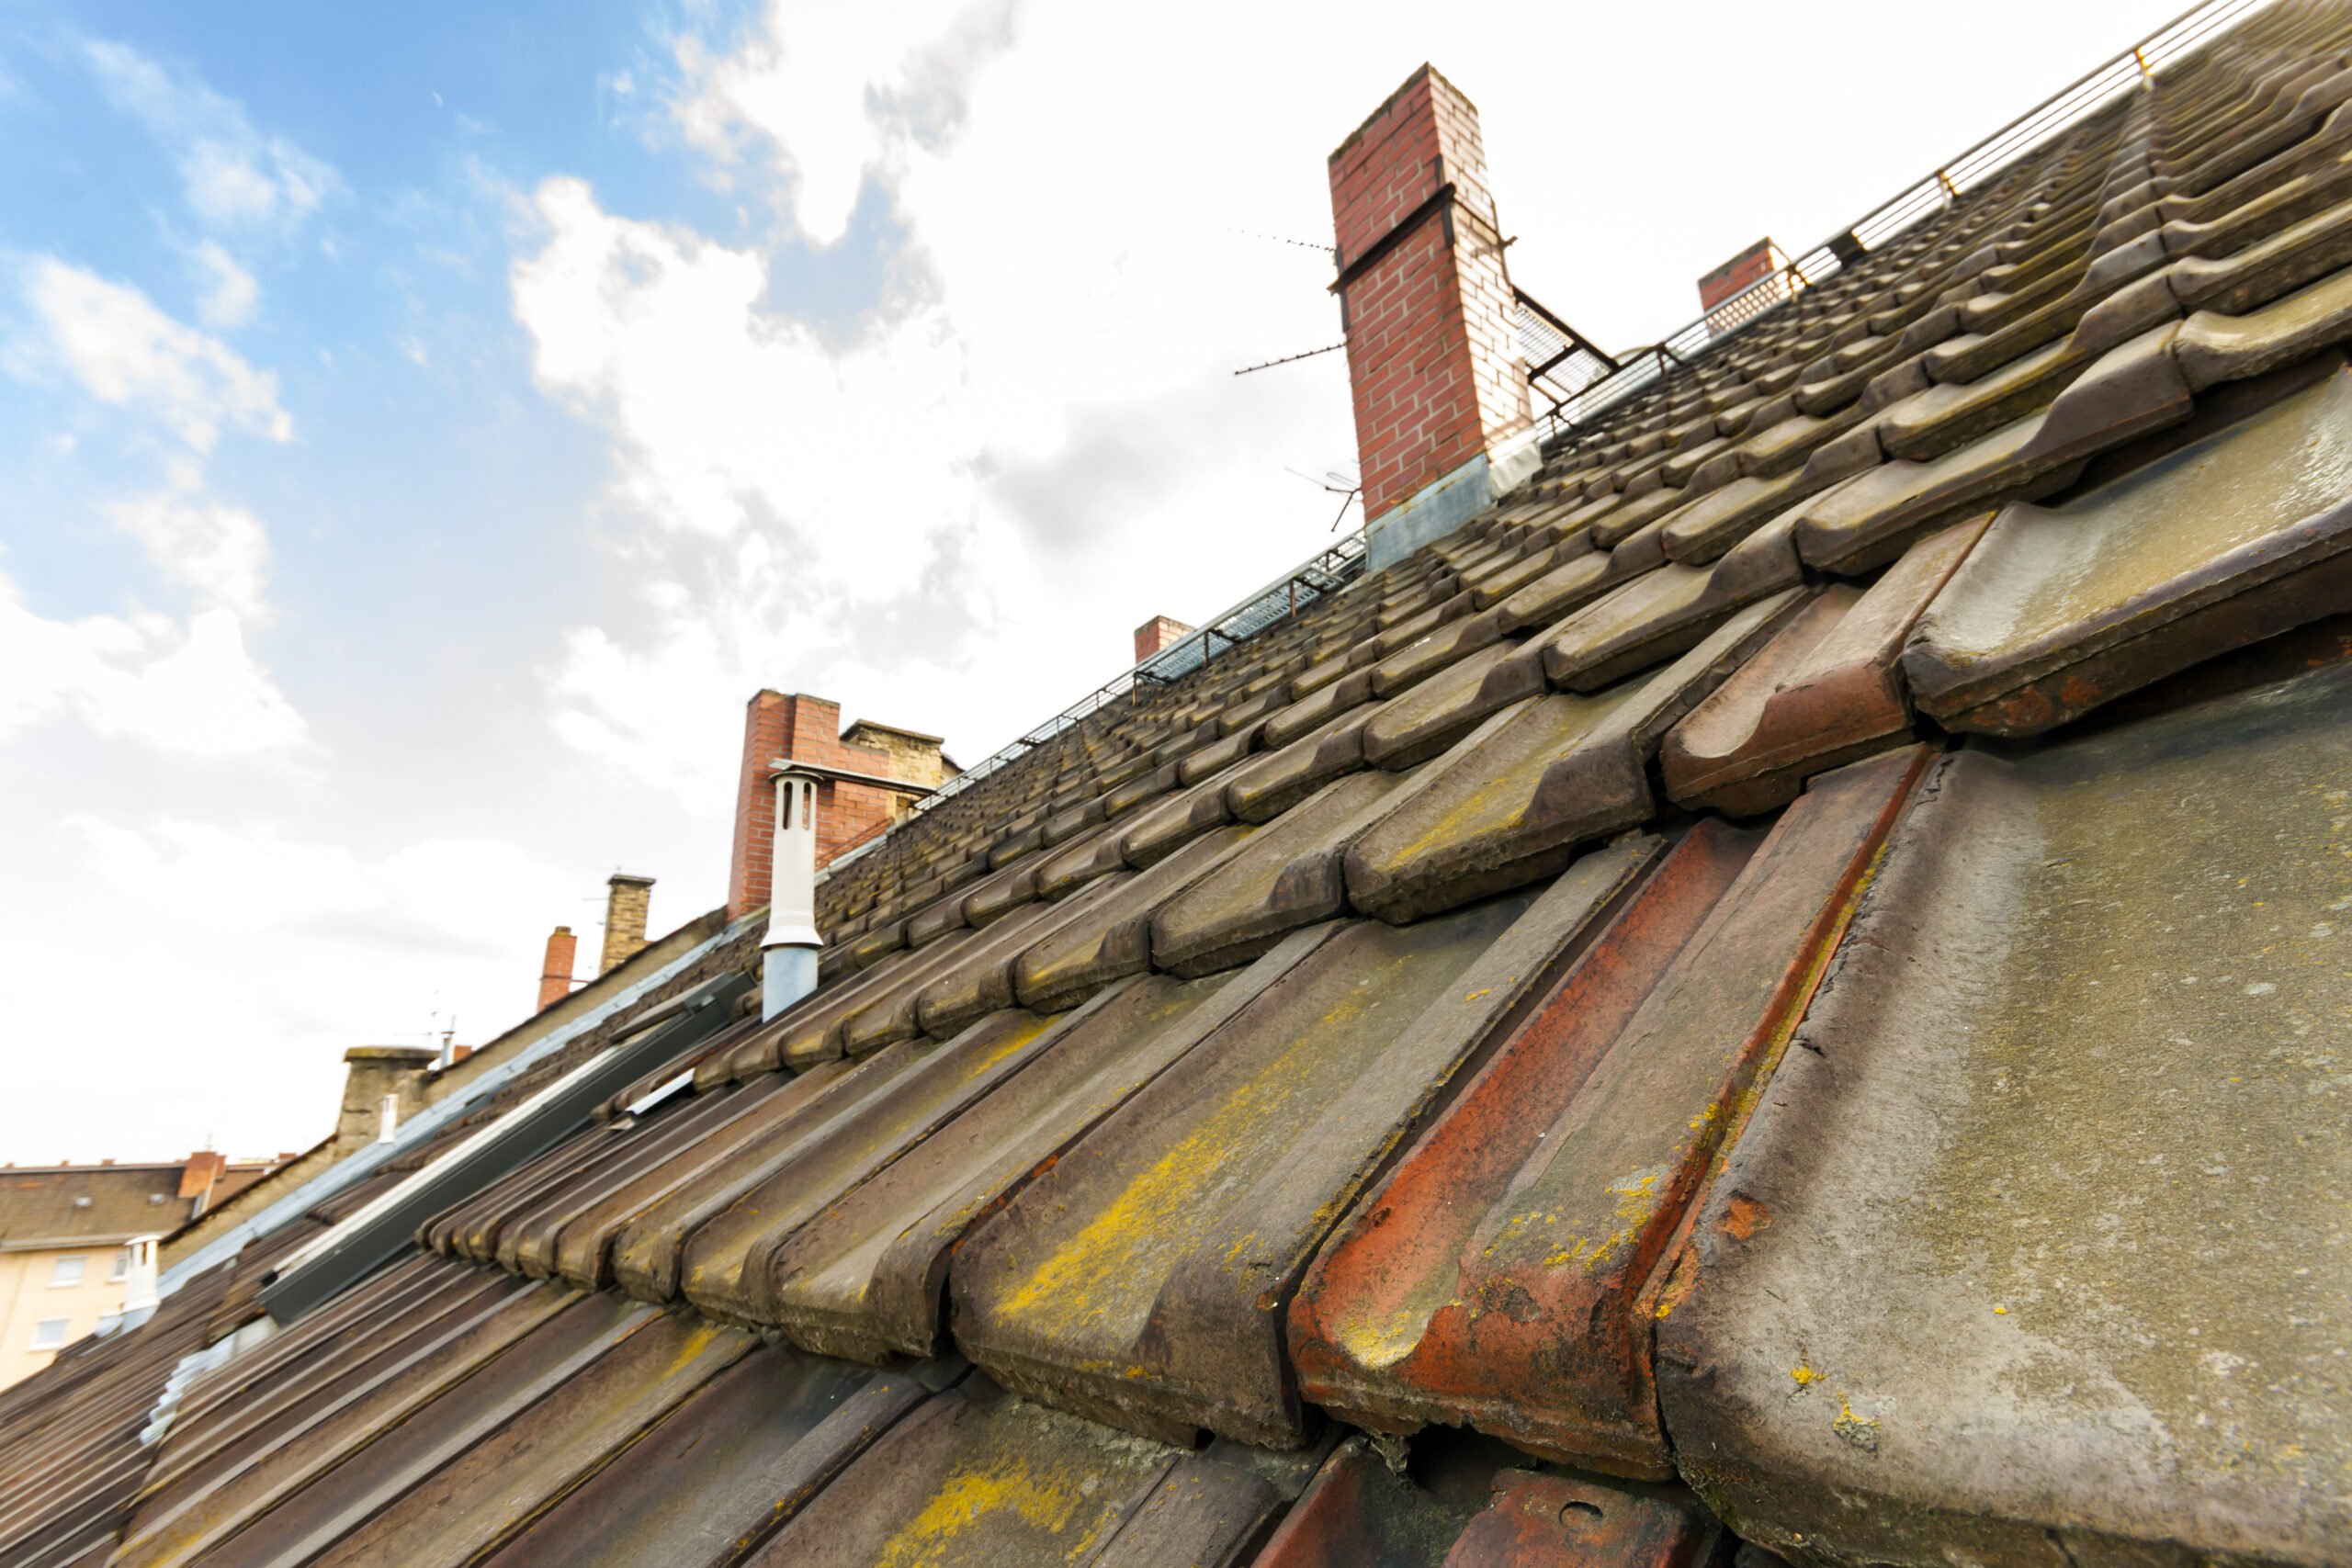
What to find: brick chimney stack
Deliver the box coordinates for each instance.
[537,926,576,1011]
[726,691,901,921]
[1133,615,1194,665]
[598,874,655,975]
[1329,65,1534,570]
[177,1151,227,1219]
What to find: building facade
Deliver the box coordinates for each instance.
[0,1156,266,1390]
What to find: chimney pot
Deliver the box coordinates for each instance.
[760,764,825,1021]
[726,690,920,919]
[119,1234,161,1324]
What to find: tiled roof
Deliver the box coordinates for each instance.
[1,1168,209,1249]
[10,4,2352,1563]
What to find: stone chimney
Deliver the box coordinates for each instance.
[334,1046,437,1156]
[598,874,655,975]
[726,691,907,919]
[537,926,576,1010]
[839,721,958,826]
[1133,615,1194,664]
[1329,65,1534,570]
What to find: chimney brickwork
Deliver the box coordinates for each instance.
[726,691,899,921]
[598,874,655,975]
[840,720,956,827]
[1329,66,1530,537]
[177,1151,227,1219]
[1698,237,1782,310]
[537,926,577,1011]
[1133,615,1194,664]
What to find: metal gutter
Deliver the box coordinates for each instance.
[257,968,756,1323]
[157,908,765,1300]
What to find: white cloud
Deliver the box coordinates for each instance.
[189,239,259,329]
[0,815,576,1159]
[0,580,307,757]
[515,1,1360,801]
[110,494,272,620]
[82,38,337,232]
[26,258,291,451]
[514,178,976,562]
[674,0,1012,245]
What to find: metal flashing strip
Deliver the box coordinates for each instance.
[159,909,765,1300]
[256,970,757,1325]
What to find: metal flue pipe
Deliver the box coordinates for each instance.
[760,766,823,1021]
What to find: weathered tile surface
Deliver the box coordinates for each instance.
[19,14,2352,1567]
[1296,748,1923,1477]
[760,967,1260,1361]
[1345,592,1805,923]
[1662,517,1984,814]
[1659,660,2352,1566]
[953,851,1655,1449]
[1907,350,2352,733]
[741,1376,1182,1568]
[471,1348,922,1568]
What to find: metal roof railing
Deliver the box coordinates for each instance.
[1513,288,1618,410]
[1539,0,2278,437]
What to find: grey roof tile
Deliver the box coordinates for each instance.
[1658,659,2352,1566]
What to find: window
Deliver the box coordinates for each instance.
[49,1256,86,1288]
[30,1318,67,1350]
[109,1250,130,1281]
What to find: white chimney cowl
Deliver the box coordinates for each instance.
[761,766,824,1021]
[121,1234,162,1326]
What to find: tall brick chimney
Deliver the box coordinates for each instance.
[1329,65,1534,570]
[537,926,576,1010]
[726,691,902,921]
[598,874,655,975]
[1133,615,1194,665]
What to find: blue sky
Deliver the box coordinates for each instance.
[0,0,2184,1161]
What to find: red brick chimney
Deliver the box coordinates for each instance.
[726,691,900,920]
[1133,615,1194,664]
[177,1151,226,1217]
[537,926,576,1010]
[1329,65,1535,570]
[1697,238,1783,310]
